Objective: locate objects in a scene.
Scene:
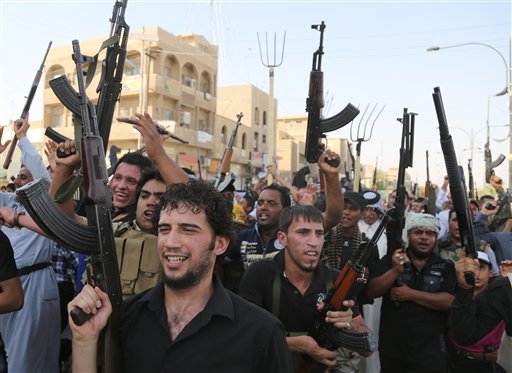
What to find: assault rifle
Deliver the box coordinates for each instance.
[18,40,123,373]
[433,87,478,285]
[49,0,129,151]
[3,41,52,170]
[386,108,416,254]
[213,113,243,192]
[484,127,505,184]
[425,150,437,215]
[468,159,475,200]
[301,211,387,372]
[304,21,359,167]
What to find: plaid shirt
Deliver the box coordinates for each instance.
[50,243,79,284]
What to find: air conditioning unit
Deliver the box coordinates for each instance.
[204,92,212,101]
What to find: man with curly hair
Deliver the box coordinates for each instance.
[68,180,293,372]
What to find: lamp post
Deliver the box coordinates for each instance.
[427,39,512,190]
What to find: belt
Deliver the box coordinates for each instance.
[455,348,498,362]
[18,262,51,276]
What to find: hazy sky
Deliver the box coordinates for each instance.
[0,0,510,188]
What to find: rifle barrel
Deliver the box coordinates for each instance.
[3,41,52,170]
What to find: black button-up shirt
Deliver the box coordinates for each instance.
[119,277,293,372]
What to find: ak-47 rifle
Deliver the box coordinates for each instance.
[304,22,359,167]
[484,125,505,184]
[49,0,129,152]
[18,40,124,373]
[386,108,416,254]
[425,150,437,215]
[213,113,243,192]
[425,150,431,199]
[301,212,387,372]
[433,87,477,285]
[3,41,52,170]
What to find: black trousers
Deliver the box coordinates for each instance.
[380,353,447,373]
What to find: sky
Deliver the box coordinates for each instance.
[0,0,510,190]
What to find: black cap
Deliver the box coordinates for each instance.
[344,191,367,210]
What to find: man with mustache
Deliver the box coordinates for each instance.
[225,150,343,292]
[367,213,457,373]
[239,205,373,371]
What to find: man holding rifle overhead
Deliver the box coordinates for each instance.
[0,115,60,373]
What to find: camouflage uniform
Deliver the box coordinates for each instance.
[436,235,492,264]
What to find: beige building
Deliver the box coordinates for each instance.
[13,25,396,193]
[276,114,353,183]
[43,26,219,177]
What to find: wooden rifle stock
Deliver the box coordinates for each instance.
[300,211,389,372]
[3,41,52,169]
[213,113,243,190]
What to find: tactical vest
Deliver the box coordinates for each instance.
[114,224,162,299]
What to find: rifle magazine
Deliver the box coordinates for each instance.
[49,76,81,116]
[16,179,98,254]
[320,103,360,133]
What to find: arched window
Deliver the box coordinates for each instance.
[221,126,228,145]
[241,133,247,150]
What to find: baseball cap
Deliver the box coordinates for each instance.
[477,251,493,270]
[344,191,367,210]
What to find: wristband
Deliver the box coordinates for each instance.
[14,211,25,228]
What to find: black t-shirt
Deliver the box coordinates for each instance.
[238,250,360,334]
[0,231,18,283]
[373,250,457,367]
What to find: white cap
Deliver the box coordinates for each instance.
[477,251,493,270]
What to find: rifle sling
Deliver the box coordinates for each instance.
[84,35,120,88]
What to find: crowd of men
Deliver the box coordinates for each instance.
[0,112,511,373]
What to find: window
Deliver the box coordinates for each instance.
[221,126,228,145]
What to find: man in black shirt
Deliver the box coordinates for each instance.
[367,213,457,373]
[239,205,373,372]
[0,231,23,373]
[68,180,293,372]
[451,256,512,373]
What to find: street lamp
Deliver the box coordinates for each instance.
[427,39,512,190]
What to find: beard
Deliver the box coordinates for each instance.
[409,244,432,259]
[164,238,215,290]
